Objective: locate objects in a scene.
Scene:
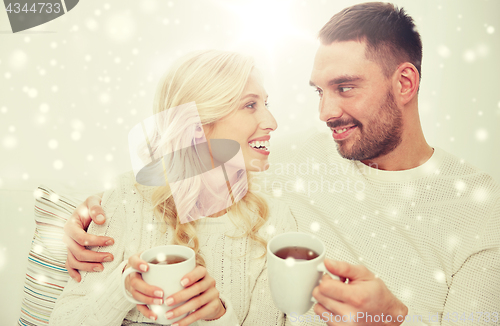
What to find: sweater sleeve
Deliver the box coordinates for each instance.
[49,187,136,326]
[398,197,500,326]
[439,249,500,325]
[437,198,500,326]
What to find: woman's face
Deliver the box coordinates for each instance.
[207,70,277,172]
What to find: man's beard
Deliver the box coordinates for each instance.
[328,89,403,161]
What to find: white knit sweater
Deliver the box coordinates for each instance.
[264,130,500,326]
[50,172,298,326]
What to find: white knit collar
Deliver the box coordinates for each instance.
[354,147,445,182]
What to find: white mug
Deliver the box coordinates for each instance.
[121,245,196,324]
[267,232,339,316]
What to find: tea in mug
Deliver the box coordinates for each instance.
[149,255,187,265]
[273,246,319,261]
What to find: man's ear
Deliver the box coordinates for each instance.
[395,63,419,106]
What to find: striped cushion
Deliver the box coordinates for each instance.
[19,186,80,326]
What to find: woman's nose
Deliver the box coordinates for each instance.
[259,108,278,131]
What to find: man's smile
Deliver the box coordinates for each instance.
[331,125,358,140]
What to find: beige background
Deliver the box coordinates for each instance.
[1,0,499,324]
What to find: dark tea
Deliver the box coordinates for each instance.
[149,255,187,265]
[273,246,319,261]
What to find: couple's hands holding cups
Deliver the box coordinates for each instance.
[122,246,225,325]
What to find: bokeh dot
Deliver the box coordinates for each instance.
[3,136,18,149]
[10,50,27,69]
[0,248,6,272]
[475,129,488,142]
[71,131,82,141]
[53,160,64,170]
[33,189,43,199]
[28,88,38,98]
[48,139,58,149]
[310,222,320,232]
[50,193,60,203]
[40,103,50,113]
[463,50,476,62]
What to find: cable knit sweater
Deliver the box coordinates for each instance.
[50,172,298,326]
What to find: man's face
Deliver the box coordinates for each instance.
[309,40,403,161]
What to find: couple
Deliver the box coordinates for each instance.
[51,2,500,326]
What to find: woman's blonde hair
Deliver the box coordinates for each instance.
[136,50,270,266]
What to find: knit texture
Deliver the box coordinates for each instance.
[264,129,500,326]
[49,172,297,326]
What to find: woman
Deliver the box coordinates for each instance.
[50,50,296,326]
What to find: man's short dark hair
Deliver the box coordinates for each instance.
[319,2,422,80]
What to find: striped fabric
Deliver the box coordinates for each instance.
[19,186,80,326]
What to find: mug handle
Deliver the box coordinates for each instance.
[121,267,147,305]
[311,262,340,303]
[317,261,340,281]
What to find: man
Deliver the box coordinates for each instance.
[64,2,500,325]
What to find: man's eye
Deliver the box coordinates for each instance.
[339,87,353,93]
[315,88,323,96]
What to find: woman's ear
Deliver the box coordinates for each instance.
[194,124,211,144]
[195,124,204,139]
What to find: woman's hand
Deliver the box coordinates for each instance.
[164,266,226,326]
[123,252,165,322]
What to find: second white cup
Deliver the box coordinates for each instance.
[267,232,339,316]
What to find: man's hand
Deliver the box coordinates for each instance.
[63,193,114,282]
[313,259,408,326]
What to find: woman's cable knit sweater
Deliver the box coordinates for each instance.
[50,172,298,326]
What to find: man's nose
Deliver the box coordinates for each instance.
[319,94,343,122]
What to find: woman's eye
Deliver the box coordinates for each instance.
[265,102,270,109]
[339,87,353,93]
[245,102,256,109]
